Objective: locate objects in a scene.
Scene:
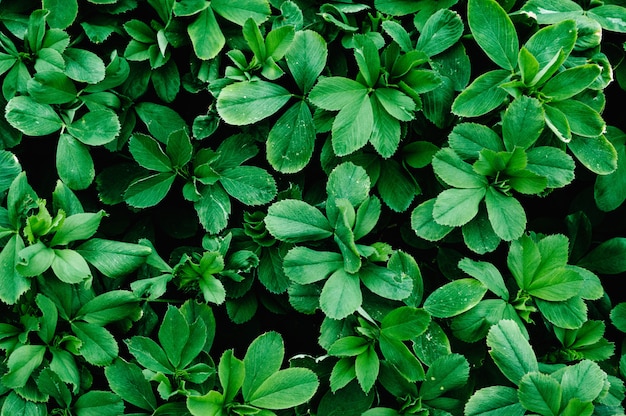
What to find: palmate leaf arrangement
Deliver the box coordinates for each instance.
[2,0,626,414]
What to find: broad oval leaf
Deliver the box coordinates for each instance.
[5,95,63,136]
[377,159,419,212]
[518,372,562,416]
[451,70,510,117]
[247,367,319,409]
[320,269,362,320]
[432,148,488,188]
[217,80,291,125]
[286,30,328,93]
[423,278,487,318]
[541,64,602,101]
[265,199,332,243]
[567,133,617,175]
[549,99,605,138]
[448,122,504,158]
[485,187,526,241]
[220,165,277,206]
[1,345,46,388]
[327,162,370,207]
[67,110,120,146]
[458,258,508,300]
[502,96,544,151]
[283,247,343,284]
[105,359,157,411]
[77,238,151,278]
[416,9,464,57]
[380,306,430,341]
[76,290,141,326]
[73,390,124,416]
[63,47,106,84]
[577,237,626,274]
[27,71,77,104]
[420,353,469,400]
[135,102,188,143]
[360,264,413,301]
[243,331,284,400]
[308,77,368,111]
[526,146,575,188]
[50,211,105,246]
[267,101,315,173]
[433,187,486,227]
[188,7,225,60]
[51,249,92,283]
[124,172,176,208]
[56,134,95,190]
[411,198,454,241]
[71,321,118,366]
[332,95,374,156]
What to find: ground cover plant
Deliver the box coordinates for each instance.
[2,0,626,414]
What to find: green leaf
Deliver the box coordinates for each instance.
[63,48,106,84]
[211,0,270,25]
[541,65,602,101]
[468,0,518,70]
[105,359,157,411]
[595,127,626,210]
[525,20,576,75]
[520,0,582,24]
[331,94,374,157]
[124,172,176,208]
[265,199,332,243]
[51,249,92,283]
[50,211,105,246]
[433,148,488,188]
[243,331,284,400]
[360,264,413,301]
[129,133,172,172]
[381,306,430,341]
[465,386,525,416]
[327,162,370,207]
[194,184,231,234]
[77,238,151,278]
[462,208,501,254]
[56,134,95,190]
[578,237,626,274]
[217,81,291,125]
[588,5,626,32]
[423,278,487,318]
[369,96,401,158]
[527,266,583,302]
[458,258,508,299]
[187,390,224,416]
[378,335,425,382]
[5,95,63,136]
[329,336,369,357]
[67,110,120,146]
[27,71,77,104]
[43,0,78,29]
[411,199,454,242]
[76,290,140,326]
[135,102,188,143]
[611,303,626,333]
[485,187,526,241]
[518,372,561,416]
[377,159,418,212]
[355,345,379,393]
[267,101,315,173]
[526,146,575,188]
[416,9,464,57]
[320,269,362,320]
[308,77,368,111]
[353,196,381,240]
[568,133,617,175]
[248,367,319,409]
[1,345,46,388]
[448,123,504,159]
[16,240,54,277]
[285,30,327,93]
[536,297,587,329]
[158,305,189,368]
[125,336,173,374]
[283,247,343,284]
[74,391,124,416]
[420,353,469,400]
[548,100,605,138]
[188,7,224,60]
[544,102,572,142]
[487,319,538,385]
[220,166,276,205]
[71,321,118,366]
[451,70,510,117]
[502,96,544,151]
[433,187,486,227]
[403,141,438,169]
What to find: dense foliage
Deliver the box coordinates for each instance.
[1,0,626,414]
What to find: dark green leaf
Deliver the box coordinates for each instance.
[211,0,270,25]
[243,331,284,400]
[76,290,140,326]
[124,172,176,208]
[578,237,626,274]
[462,208,501,254]
[525,20,576,75]
[360,263,413,301]
[502,96,544,151]
[74,391,124,416]
[416,9,464,57]
[595,127,626,210]
[448,122,504,158]
[535,297,587,329]
[332,94,374,157]
[423,278,487,318]
[381,306,430,340]
[541,65,602,101]
[248,367,319,409]
[587,5,626,32]
[105,359,157,411]
[158,305,189,368]
[377,159,419,212]
[458,258,508,299]
[549,100,605,138]
[27,71,77,104]
[451,70,510,117]
[433,148,488,188]
[355,345,379,393]
[468,0,518,70]
[135,102,187,143]
[194,183,231,234]
[1,345,46,388]
[308,77,368,111]
[526,146,575,188]
[267,101,316,173]
[71,321,118,366]
[129,133,172,172]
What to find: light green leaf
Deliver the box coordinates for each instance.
[541,65,602,101]
[194,184,231,234]
[411,199,454,242]
[50,211,105,247]
[218,349,244,402]
[283,247,343,284]
[67,110,120,146]
[56,134,95,190]
[433,187,486,227]
[487,319,538,385]
[267,101,315,173]
[327,162,370,208]
[451,70,510,117]
[242,331,284,400]
[71,322,118,366]
[485,187,526,241]
[353,196,381,240]
[308,77,368,111]
[124,172,176,208]
[355,345,379,393]
[568,133,617,175]
[526,146,575,188]
[549,100,605,138]
[458,258,508,300]
[423,278,487,318]
[468,0,518,70]
[220,166,277,205]
[248,367,319,409]
[1,345,46,388]
[465,386,525,416]
[217,80,291,125]
[525,20,576,74]
[188,7,224,60]
[360,263,413,301]
[416,9,464,57]
[16,241,54,278]
[187,390,224,416]
[129,133,172,172]
[77,238,151,278]
[5,95,63,136]
[378,335,425,382]
[448,122,504,158]
[433,148,488,188]
[502,96,544,151]
[64,48,106,84]
[51,249,91,283]
[518,372,562,416]
[587,5,626,32]
[520,0,582,24]
[381,20,412,52]
[265,199,332,243]
[380,306,430,341]
[320,269,362,320]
